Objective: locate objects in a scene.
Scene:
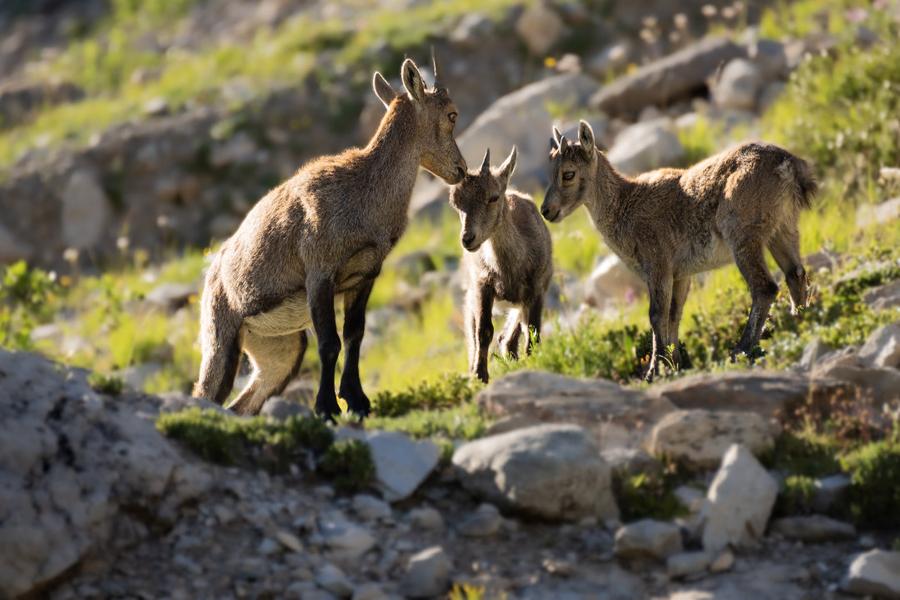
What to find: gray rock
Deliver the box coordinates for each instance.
[352,494,392,522]
[748,38,789,80]
[351,583,388,600]
[667,551,712,578]
[614,519,683,561]
[144,282,197,311]
[585,41,634,79]
[711,58,764,111]
[863,280,900,311]
[407,506,444,531]
[0,221,31,263]
[708,548,735,573]
[842,550,900,599]
[515,3,565,56]
[457,503,502,537]
[701,444,778,553]
[338,429,440,502]
[608,119,685,175]
[857,197,900,228]
[584,254,646,313]
[648,409,776,469]
[319,516,375,559]
[812,354,900,402]
[452,424,619,521]
[401,546,451,598]
[590,36,747,118]
[61,169,111,250]
[858,322,900,369]
[316,563,354,598]
[260,396,312,420]
[770,515,856,542]
[798,337,833,371]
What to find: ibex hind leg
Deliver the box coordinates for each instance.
[497,308,522,360]
[227,329,308,415]
[768,223,808,314]
[731,238,779,359]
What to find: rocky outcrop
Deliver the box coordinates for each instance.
[452,424,619,521]
[607,119,686,175]
[842,550,900,599]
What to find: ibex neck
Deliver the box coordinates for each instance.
[362,96,421,212]
[585,157,630,231]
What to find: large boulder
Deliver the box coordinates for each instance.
[607,119,685,175]
[60,169,112,251]
[452,424,619,521]
[863,280,900,311]
[842,550,900,599]
[514,3,565,56]
[647,409,775,469]
[701,444,778,553]
[857,322,900,369]
[812,351,900,402]
[401,546,452,598]
[476,370,674,456]
[0,350,213,598]
[710,58,764,111]
[411,73,598,213]
[584,254,647,312]
[590,36,747,118]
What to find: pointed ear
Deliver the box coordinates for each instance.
[549,136,559,152]
[480,148,491,175]
[401,58,426,104]
[553,126,563,144]
[559,134,570,152]
[497,146,517,188]
[578,120,595,157]
[372,72,397,109]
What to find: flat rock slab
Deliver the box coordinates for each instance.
[477,370,674,453]
[614,519,682,561]
[770,515,856,543]
[452,424,619,521]
[842,549,900,599]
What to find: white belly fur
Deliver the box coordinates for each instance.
[242,292,342,337]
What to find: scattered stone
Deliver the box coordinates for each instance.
[608,119,685,175]
[457,503,502,538]
[709,549,735,573]
[863,280,900,310]
[260,396,312,420]
[590,36,747,118]
[648,409,775,469]
[856,197,900,228]
[857,322,900,369]
[770,515,856,543]
[338,429,439,502]
[144,282,197,311]
[319,517,375,559]
[316,563,354,598]
[352,495,391,522]
[701,445,778,553]
[352,582,388,600]
[401,546,451,599]
[515,3,565,56]
[842,550,900,599]
[710,58,763,111]
[667,551,712,579]
[452,424,619,521]
[257,537,280,555]
[407,507,445,531]
[614,519,683,561]
[275,529,304,553]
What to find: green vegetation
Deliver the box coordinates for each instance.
[318,439,377,493]
[87,372,124,396]
[613,469,689,522]
[841,439,900,526]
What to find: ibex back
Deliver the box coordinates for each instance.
[543,121,815,376]
[194,57,466,418]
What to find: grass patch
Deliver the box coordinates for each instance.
[840,439,900,526]
[613,469,689,522]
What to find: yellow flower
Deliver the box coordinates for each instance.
[544,56,557,68]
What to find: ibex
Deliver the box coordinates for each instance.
[193,57,466,419]
[450,147,553,383]
[542,121,815,377]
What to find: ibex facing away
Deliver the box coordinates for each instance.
[194,57,466,419]
[450,147,553,383]
[542,121,815,376]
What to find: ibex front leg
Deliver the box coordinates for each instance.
[339,278,375,418]
[644,266,673,381]
[467,284,495,383]
[308,274,341,420]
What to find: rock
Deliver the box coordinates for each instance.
[401,546,451,598]
[142,97,169,117]
[407,507,444,531]
[275,529,304,552]
[811,474,851,513]
[711,58,763,111]
[144,282,197,311]
[647,410,775,469]
[864,280,900,310]
[61,169,111,250]
[411,73,597,214]
[259,396,313,420]
[450,13,495,46]
[476,370,674,456]
[0,350,213,598]
[701,444,778,553]
[585,41,634,79]
[515,3,565,56]
[338,429,440,502]
[319,516,375,559]
[649,371,836,419]
[667,551,712,579]
[584,254,646,312]
[607,119,685,175]
[798,337,833,371]
[452,424,619,521]
[708,549,735,573]
[674,486,706,514]
[614,519,683,561]
[857,197,900,228]
[758,80,786,112]
[316,563,354,598]
[748,38,789,81]
[457,503,502,537]
[812,355,900,402]
[352,583,387,600]
[770,515,856,542]
[842,550,900,599]
[0,222,31,263]
[858,322,900,369]
[352,494,391,522]
[590,36,747,118]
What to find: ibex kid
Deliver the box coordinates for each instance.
[194,57,467,419]
[450,147,553,383]
[542,121,814,377]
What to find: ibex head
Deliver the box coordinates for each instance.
[542,120,598,223]
[371,52,467,184]
[449,146,517,251]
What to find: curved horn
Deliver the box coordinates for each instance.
[480,148,491,174]
[559,134,570,151]
[431,47,443,90]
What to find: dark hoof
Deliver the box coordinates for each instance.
[315,393,341,423]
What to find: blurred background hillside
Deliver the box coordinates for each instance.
[0,0,898,409]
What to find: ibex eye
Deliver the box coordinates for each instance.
[448,112,457,123]
[563,171,576,181]
[489,195,500,203]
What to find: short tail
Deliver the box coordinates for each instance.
[193,259,242,404]
[778,154,818,210]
